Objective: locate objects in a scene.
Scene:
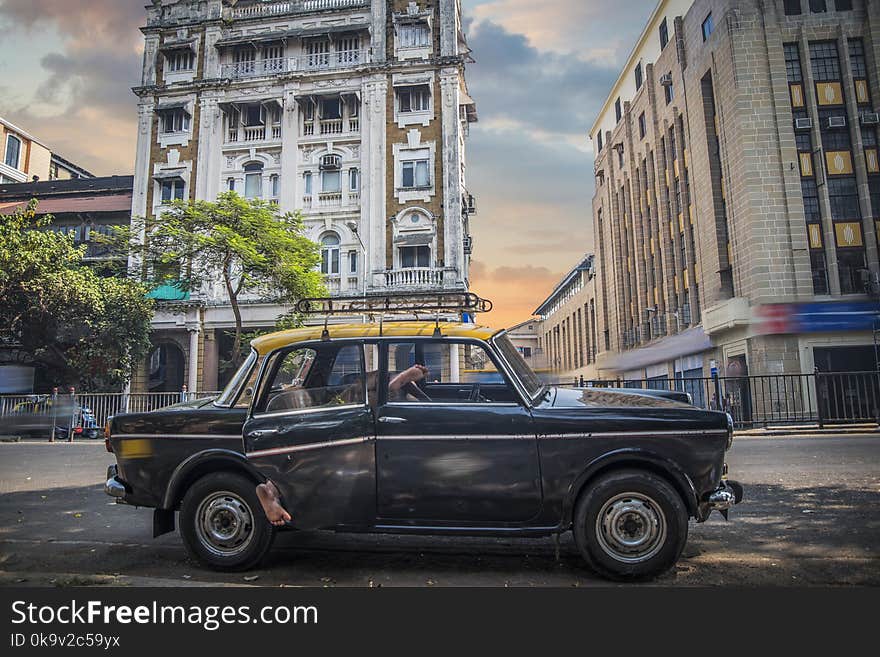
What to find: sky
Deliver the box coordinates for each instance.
[0,0,654,328]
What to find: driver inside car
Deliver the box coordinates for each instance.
[255,363,431,526]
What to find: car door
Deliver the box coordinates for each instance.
[375,339,542,525]
[242,341,376,529]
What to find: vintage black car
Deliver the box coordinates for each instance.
[105,314,742,581]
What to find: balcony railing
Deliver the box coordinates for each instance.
[380,268,453,290]
[226,124,282,144]
[302,117,359,137]
[320,118,343,135]
[221,49,370,80]
[231,0,368,19]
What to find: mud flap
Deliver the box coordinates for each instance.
[153,508,175,538]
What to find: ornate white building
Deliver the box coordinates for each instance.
[130,0,477,392]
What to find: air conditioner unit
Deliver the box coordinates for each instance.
[466,194,477,215]
[463,236,473,255]
[862,112,880,125]
[794,117,813,130]
[827,116,846,129]
[659,73,673,87]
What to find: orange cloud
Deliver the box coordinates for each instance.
[470,260,564,329]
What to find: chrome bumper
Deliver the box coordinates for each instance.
[104,464,126,499]
[707,479,744,519]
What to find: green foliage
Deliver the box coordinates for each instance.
[131,192,326,365]
[0,202,154,391]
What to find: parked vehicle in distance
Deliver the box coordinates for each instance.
[104,294,742,581]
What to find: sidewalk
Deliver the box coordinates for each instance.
[734,423,879,437]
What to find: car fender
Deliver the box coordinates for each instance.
[563,448,699,524]
[161,448,265,510]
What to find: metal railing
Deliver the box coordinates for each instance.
[220,49,370,79]
[231,0,368,19]
[0,391,221,439]
[553,371,880,429]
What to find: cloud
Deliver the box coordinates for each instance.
[470,260,566,328]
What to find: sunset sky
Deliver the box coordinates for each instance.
[0,0,653,328]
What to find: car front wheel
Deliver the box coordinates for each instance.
[573,469,688,581]
[180,471,275,571]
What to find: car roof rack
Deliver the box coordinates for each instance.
[295,292,493,317]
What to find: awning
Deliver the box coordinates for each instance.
[602,326,713,372]
[299,25,367,39]
[157,100,190,113]
[152,170,186,181]
[158,40,197,54]
[393,77,432,88]
[214,30,296,49]
[395,232,434,246]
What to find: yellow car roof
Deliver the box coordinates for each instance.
[251,322,502,355]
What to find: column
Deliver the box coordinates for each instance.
[361,75,388,290]
[449,344,460,383]
[280,87,300,212]
[187,325,201,394]
[440,68,464,286]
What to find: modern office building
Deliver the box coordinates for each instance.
[585,0,880,385]
[130,0,478,392]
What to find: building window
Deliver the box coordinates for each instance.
[827,177,861,221]
[399,86,430,113]
[227,178,235,192]
[639,112,647,139]
[664,78,674,105]
[160,178,185,203]
[809,0,827,11]
[810,251,829,295]
[349,168,359,192]
[596,131,603,152]
[398,22,430,48]
[802,179,821,222]
[400,245,430,268]
[702,13,714,41]
[659,17,669,49]
[161,109,190,134]
[320,98,341,120]
[833,0,851,9]
[839,249,866,294]
[303,172,313,196]
[849,39,866,79]
[402,159,430,188]
[321,233,341,275]
[166,49,194,72]
[634,62,643,90]
[270,174,279,199]
[348,250,358,274]
[784,43,802,82]
[614,97,622,123]
[4,134,21,169]
[321,170,341,193]
[809,41,840,81]
[784,0,802,14]
[244,162,263,199]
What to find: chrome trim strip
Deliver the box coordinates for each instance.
[251,403,366,420]
[378,434,536,441]
[114,434,242,440]
[538,429,730,439]
[384,402,520,408]
[246,435,371,458]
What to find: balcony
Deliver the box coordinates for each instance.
[303,117,359,137]
[225,124,282,144]
[220,49,370,80]
[302,190,360,211]
[376,268,457,290]
[231,0,369,19]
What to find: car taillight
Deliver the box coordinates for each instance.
[104,422,113,453]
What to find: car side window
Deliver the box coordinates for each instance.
[384,341,520,404]
[257,344,365,414]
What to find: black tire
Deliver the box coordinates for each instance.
[573,469,688,581]
[179,471,275,571]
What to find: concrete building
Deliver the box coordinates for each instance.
[534,255,600,381]
[587,0,880,385]
[0,116,94,184]
[130,0,478,392]
[505,318,548,376]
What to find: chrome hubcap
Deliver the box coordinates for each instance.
[595,492,667,563]
[195,491,254,557]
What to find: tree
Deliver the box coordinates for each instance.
[131,192,325,367]
[0,202,154,391]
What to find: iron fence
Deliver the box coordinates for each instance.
[0,391,221,440]
[554,372,880,429]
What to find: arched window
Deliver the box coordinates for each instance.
[321,232,341,275]
[5,134,21,169]
[244,162,263,199]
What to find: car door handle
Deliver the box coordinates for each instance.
[249,429,279,438]
[378,416,408,425]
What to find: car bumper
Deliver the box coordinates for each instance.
[104,464,127,500]
[701,479,744,520]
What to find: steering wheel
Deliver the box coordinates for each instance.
[405,381,432,402]
[468,383,482,402]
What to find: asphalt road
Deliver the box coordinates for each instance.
[0,435,878,587]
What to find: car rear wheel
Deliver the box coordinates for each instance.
[180,471,274,571]
[573,469,688,581]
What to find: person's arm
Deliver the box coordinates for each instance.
[389,365,429,394]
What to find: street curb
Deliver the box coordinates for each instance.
[734,426,879,437]
[0,571,255,588]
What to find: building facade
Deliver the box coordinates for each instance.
[505,318,548,376]
[130,0,477,392]
[534,255,600,381]
[0,116,94,184]
[586,0,880,385]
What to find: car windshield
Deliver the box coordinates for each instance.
[215,349,258,407]
[492,333,545,401]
